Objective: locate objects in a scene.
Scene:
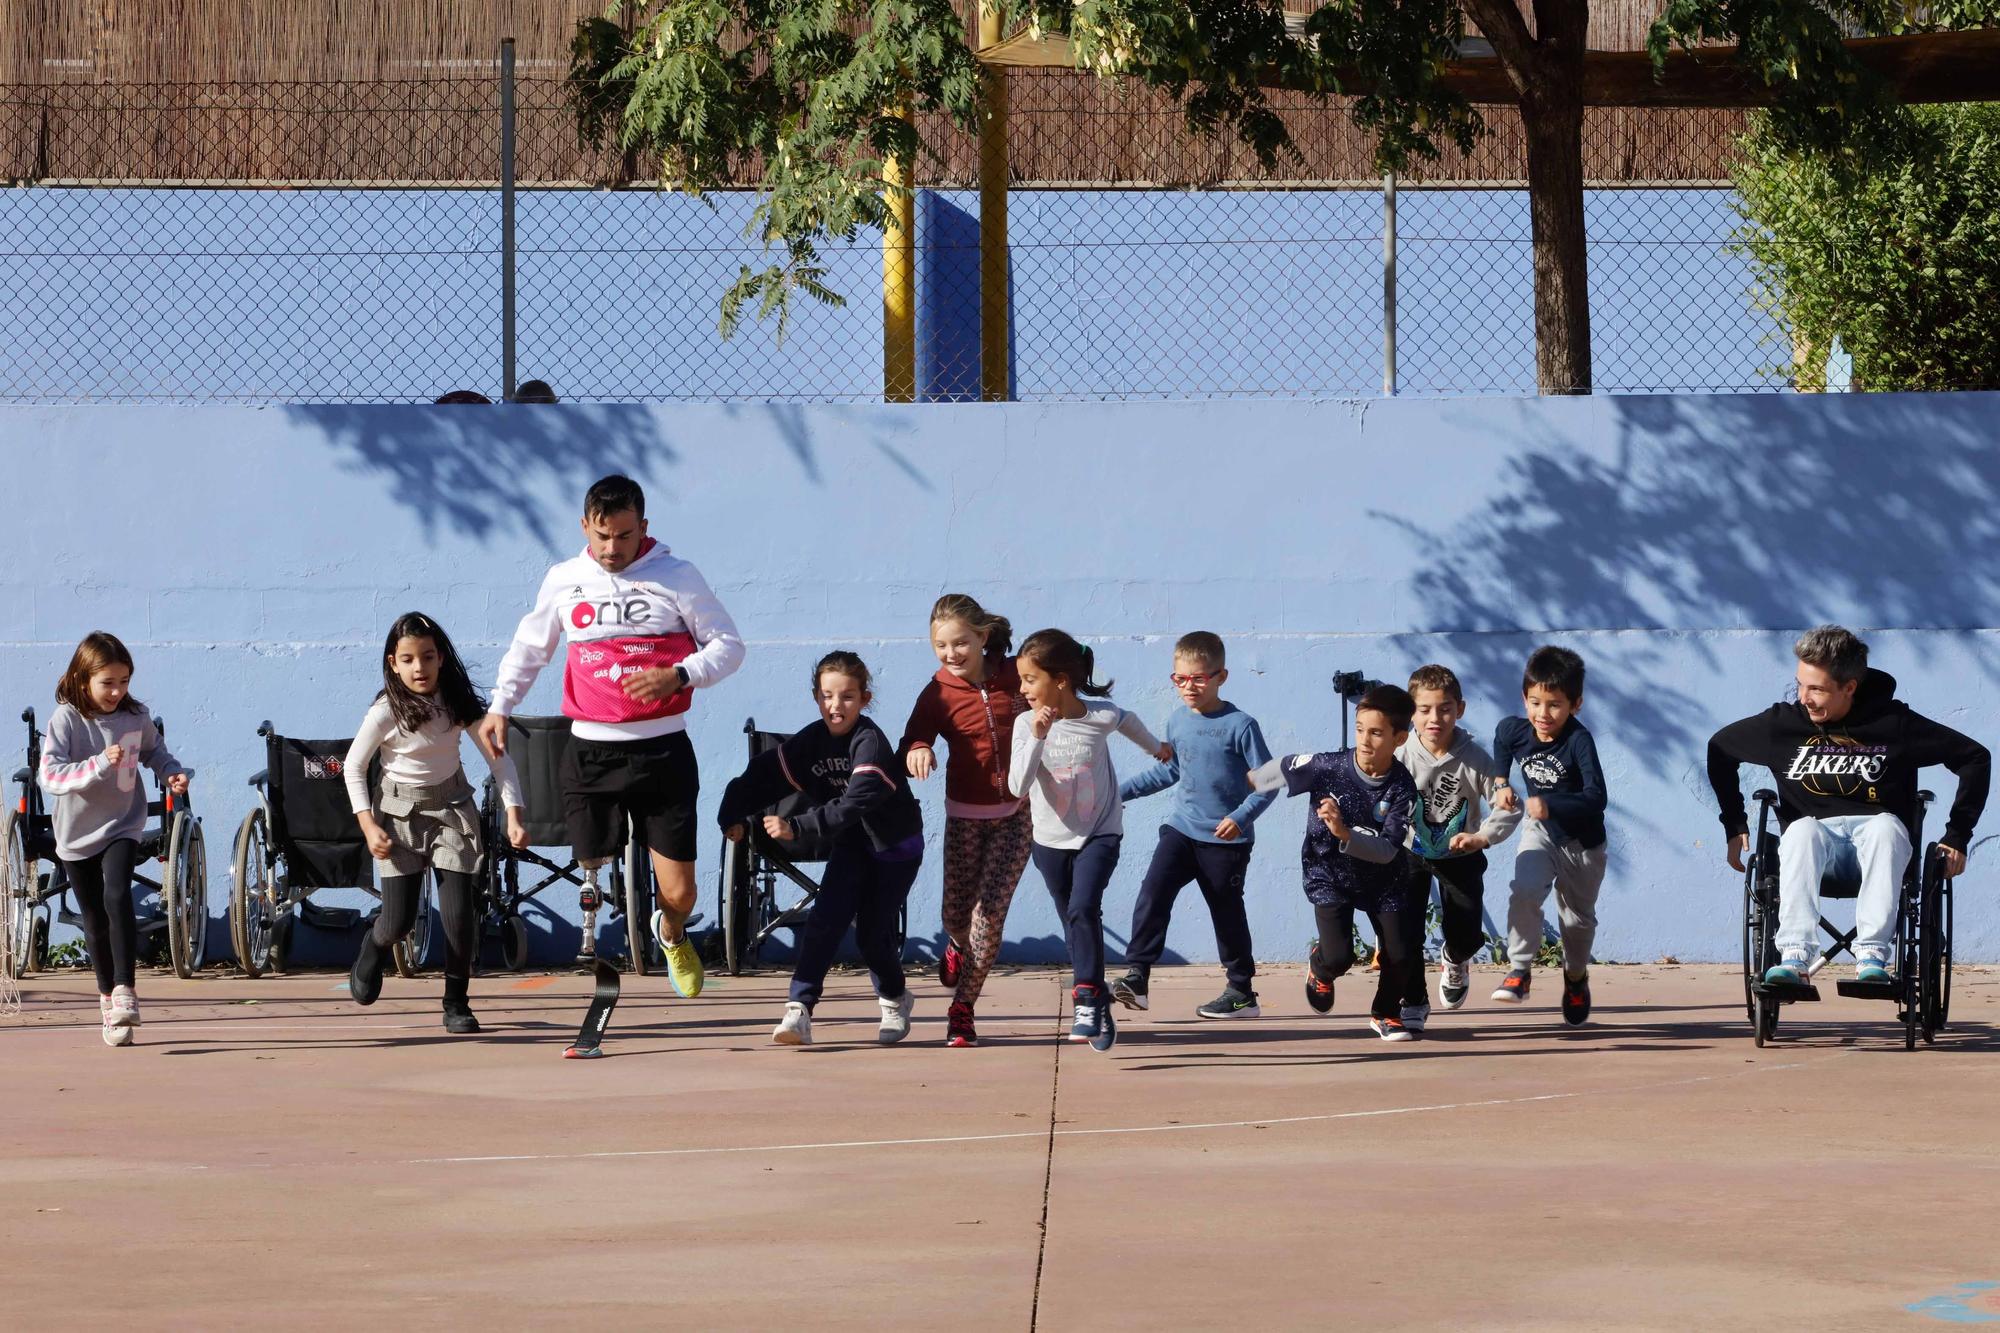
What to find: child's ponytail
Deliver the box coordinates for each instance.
[1018,629,1114,698]
[930,593,1013,658]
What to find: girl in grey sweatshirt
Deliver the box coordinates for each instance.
[37,633,192,1045]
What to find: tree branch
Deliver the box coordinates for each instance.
[1459,0,1539,88]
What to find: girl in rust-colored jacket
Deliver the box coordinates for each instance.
[901,594,1031,1047]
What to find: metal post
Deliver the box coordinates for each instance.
[977,5,1010,402]
[882,107,916,404]
[1382,168,1397,398]
[500,38,518,402]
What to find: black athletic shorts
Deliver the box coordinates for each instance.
[561,730,700,864]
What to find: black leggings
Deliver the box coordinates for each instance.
[1312,900,1420,1020]
[66,839,139,993]
[373,871,478,979]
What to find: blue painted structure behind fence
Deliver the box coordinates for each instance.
[4,393,1992,969]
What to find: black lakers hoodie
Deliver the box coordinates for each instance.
[1706,669,1989,852]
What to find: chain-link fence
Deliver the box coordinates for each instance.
[0,70,1795,403]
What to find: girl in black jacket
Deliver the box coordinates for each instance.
[719,651,925,1046]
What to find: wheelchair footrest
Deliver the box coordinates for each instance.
[300,902,363,930]
[1834,979,1899,1001]
[1755,981,1820,1003]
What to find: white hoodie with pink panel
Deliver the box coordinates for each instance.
[489,538,745,742]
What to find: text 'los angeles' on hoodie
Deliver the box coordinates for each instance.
[490,537,745,743]
[1707,667,1990,852]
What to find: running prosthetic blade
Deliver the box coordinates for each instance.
[563,958,622,1059]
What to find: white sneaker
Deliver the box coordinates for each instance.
[877,991,915,1044]
[110,985,140,1028]
[1438,954,1472,1010]
[1400,1000,1431,1034]
[102,1018,132,1047]
[773,1002,813,1046]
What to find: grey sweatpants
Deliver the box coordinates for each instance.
[1506,819,1607,975]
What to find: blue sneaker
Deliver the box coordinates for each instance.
[1762,961,1805,986]
[1855,959,1893,985]
[1069,985,1101,1044]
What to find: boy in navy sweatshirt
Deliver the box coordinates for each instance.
[1111,632,1276,1019]
[1489,646,1607,1024]
[1250,684,1421,1041]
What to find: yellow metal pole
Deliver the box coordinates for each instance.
[883,107,916,403]
[977,6,1010,401]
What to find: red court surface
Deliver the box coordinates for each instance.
[8,963,2000,1330]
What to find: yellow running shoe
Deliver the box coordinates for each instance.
[656,910,705,998]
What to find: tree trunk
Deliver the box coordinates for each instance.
[1520,80,1591,395]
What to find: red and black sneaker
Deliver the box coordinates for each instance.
[1561,973,1592,1026]
[938,939,966,990]
[1491,968,1532,1004]
[945,1000,978,1047]
[1305,940,1336,1015]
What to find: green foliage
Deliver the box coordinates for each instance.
[1731,103,2000,392]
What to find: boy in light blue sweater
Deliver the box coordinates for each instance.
[1111,632,1276,1018]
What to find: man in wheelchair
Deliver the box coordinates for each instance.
[1707,626,1988,985]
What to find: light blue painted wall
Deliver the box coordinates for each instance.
[3,394,1995,971]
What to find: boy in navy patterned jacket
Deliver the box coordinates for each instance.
[1250,684,1421,1041]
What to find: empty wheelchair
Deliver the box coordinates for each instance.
[1742,787,1952,1049]
[715,718,904,975]
[474,715,656,973]
[2,706,208,980]
[229,722,432,977]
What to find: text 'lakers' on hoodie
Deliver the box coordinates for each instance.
[1707,668,1991,851]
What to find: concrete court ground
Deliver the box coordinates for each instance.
[7,962,2000,1331]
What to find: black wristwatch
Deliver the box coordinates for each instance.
[674,665,690,691]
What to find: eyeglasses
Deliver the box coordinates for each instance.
[1170,673,1218,688]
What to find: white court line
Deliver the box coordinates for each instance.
[408,1055,1838,1166]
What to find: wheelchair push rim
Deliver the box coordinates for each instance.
[230,809,278,977]
[393,873,436,978]
[2,806,37,980]
[163,810,208,978]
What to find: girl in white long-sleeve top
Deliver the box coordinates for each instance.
[1008,629,1168,1053]
[345,612,525,1033]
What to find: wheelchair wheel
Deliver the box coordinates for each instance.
[229,809,278,978]
[394,874,436,978]
[2,806,36,980]
[162,812,208,978]
[1899,894,1921,1051]
[499,912,530,972]
[720,836,752,976]
[622,837,654,977]
[1921,859,1950,1043]
[1739,867,1758,1027]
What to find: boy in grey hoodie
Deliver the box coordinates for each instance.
[1397,664,1519,1020]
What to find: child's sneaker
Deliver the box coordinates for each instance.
[877,991,915,1044]
[1438,954,1471,1010]
[102,1017,132,1047]
[1854,957,1893,985]
[1561,973,1591,1026]
[1110,970,1150,1012]
[1369,1015,1413,1043]
[945,1001,978,1047]
[1491,969,1531,1004]
[1305,940,1336,1014]
[1762,958,1808,986]
[1069,986,1102,1044]
[1400,1000,1430,1034]
[1090,995,1117,1053]
[938,939,965,989]
[109,985,140,1028]
[1196,989,1260,1019]
[773,1001,813,1045]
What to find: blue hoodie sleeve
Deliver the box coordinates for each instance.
[789,726,901,844]
[1118,713,1180,803]
[1540,727,1608,822]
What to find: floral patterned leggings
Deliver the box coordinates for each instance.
[939,807,1035,1007]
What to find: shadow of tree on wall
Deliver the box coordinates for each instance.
[283,404,680,546]
[1375,393,2000,796]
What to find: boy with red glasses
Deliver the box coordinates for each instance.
[1111,632,1276,1019]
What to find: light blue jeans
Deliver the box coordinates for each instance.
[1776,813,1910,966]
